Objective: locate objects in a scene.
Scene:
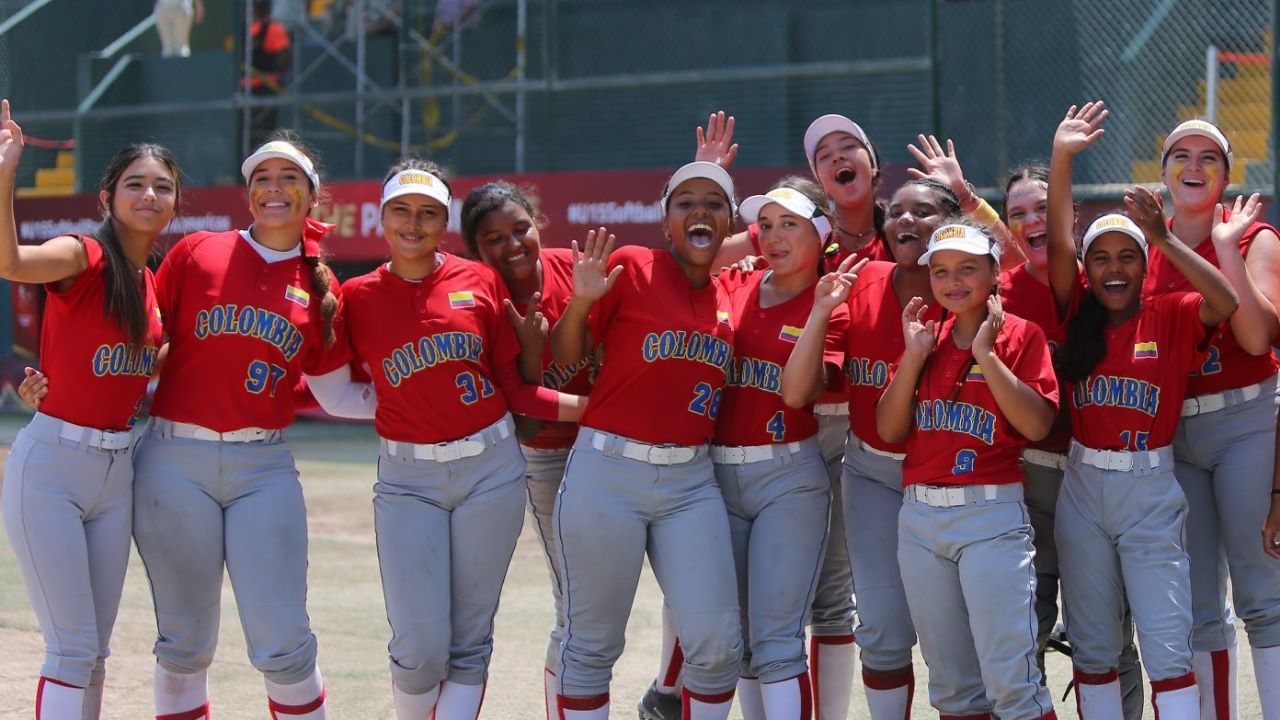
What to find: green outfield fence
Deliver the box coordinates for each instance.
[0,0,1274,205]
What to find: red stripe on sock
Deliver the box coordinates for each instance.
[797,673,813,720]
[156,703,210,720]
[1037,712,1058,719]
[268,689,326,717]
[1212,648,1231,720]
[811,633,856,645]
[682,687,736,704]
[661,638,685,688]
[939,714,992,719]
[1151,671,1197,693]
[1072,666,1119,685]
[808,636,821,713]
[862,666,914,691]
[557,692,608,713]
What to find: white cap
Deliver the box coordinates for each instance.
[803,114,875,175]
[1162,119,1234,166]
[380,169,451,211]
[739,187,832,241]
[661,161,736,214]
[241,141,321,192]
[918,223,1000,266]
[1081,213,1148,259]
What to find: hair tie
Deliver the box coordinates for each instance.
[302,216,335,257]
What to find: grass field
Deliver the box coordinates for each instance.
[0,415,1262,718]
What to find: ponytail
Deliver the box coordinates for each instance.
[303,253,339,347]
[1055,292,1109,383]
[96,220,148,346]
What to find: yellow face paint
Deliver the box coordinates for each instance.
[1009,218,1025,240]
[1170,161,1187,186]
[1204,164,1220,191]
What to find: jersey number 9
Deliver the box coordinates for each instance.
[245,360,287,397]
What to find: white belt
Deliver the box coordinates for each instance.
[1068,440,1161,472]
[851,434,906,461]
[813,402,850,416]
[710,442,802,465]
[385,416,512,463]
[58,421,134,451]
[1181,376,1275,417]
[169,421,277,443]
[1022,448,1067,471]
[591,432,698,465]
[908,483,1000,508]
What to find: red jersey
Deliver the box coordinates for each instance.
[581,245,735,445]
[1144,219,1279,395]
[714,268,847,446]
[843,261,943,453]
[151,230,350,431]
[902,313,1059,487]
[39,236,163,431]
[344,255,530,444]
[1000,262,1072,452]
[1070,292,1207,451]
[523,248,595,450]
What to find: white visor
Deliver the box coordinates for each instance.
[803,114,875,176]
[241,141,321,192]
[1081,214,1148,259]
[739,187,832,241]
[918,224,1000,266]
[380,169,451,211]
[1162,119,1234,166]
[661,161,736,214]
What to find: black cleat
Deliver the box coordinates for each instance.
[637,683,682,720]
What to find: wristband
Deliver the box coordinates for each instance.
[1272,488,1280,495]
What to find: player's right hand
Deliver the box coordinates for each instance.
[17,366,47,410]
[813,255,868,315]
[694,110,738,169]
[902,296,937,358]
[504,291,549,352]
[570,227,622,303]
[1263,499,1280,560]
[1053,101,1108,156]
[0,99,25,174]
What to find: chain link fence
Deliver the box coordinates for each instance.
[0,0,1274,197]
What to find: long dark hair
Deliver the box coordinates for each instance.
[98,143,181,345]
[1056,292,1109,383]
[460,180,536,259]
[261,129,339,346]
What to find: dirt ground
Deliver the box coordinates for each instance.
[0,416,1263,718]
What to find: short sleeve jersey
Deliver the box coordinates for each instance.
[1143,218,1279,395]
[1069,291,1207,451]
[581,245,735,446]
[38,236,163,431]
[714,268,847,446]
[1000,262,1072,452]
[151,230,351,431]
[343,254,522,444]
[843,261,944,454]
[901,313,1059,487]
[523,247,595,450]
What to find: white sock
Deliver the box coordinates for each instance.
[1252,645,1280,720]
[557,693,608,719]
[683,688,736,720]
[1193,645,1238,720]
[544,668,559,720]
[1072,669,1122,720]
[36,677,85,720]
[265,666,326,719]
[810,635,855,720]
[737,677,765,720]
[863,668,913,720]
[760,674,811,720]
[153,666,209,719]
[657,602,683,694]
[391,682,438,719]
[1153,680,1200,720]
[434,680,484,720]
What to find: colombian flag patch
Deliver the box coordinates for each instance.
[716,309,731,324]
[449,291,476,309]
[778,325,803,343]
[966,364,985,382]
[1133,341,1158,359]
[284,285,310,308]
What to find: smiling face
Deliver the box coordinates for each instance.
[473,200,542,284]
[1162,135,1229,213]
[664,177,733,268]
[102,155,177,236]
[886,184,949,267]
[1084,232,1145,314]
[1005,179,1049,270]
[928,248,998,316]
[248,157,316,231]
[812,131,876,210]
[756,202,822,278]
[381,194,448,262]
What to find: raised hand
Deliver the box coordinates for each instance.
[570,227,622,303]
[694,111,738,169]
[813,256,869,314]
[1211,193,1263,249]
[907,134,971,205]
[973,294,1005,357]
[1123,185,1169,246]
[0,99,25,175]
[1053,102,1108,156]
[902,296,937,359]
[504,291,549,352]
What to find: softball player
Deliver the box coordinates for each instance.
[549,162,742,720]
[0,101,173,719]
[460,181,594,720]
[877,221,1059,719]
[341,161,584,719]
[130,134,360,720]
[1147,118,1280,720]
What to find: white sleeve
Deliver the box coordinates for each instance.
[303,365,377,419]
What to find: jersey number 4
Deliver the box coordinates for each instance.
[766,411,787,442]
[245,360,287,397]
[689,382,723,419]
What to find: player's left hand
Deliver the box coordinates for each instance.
[570,227,622,303]
[973,294,1004,357]
[694,110,738,169]
[504,291,548,352]
[907,134,973,208]
[1211,193,1262,249]
[1123,185,1169,246]
[1264,498,1280,560]
[813,256,869,314]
